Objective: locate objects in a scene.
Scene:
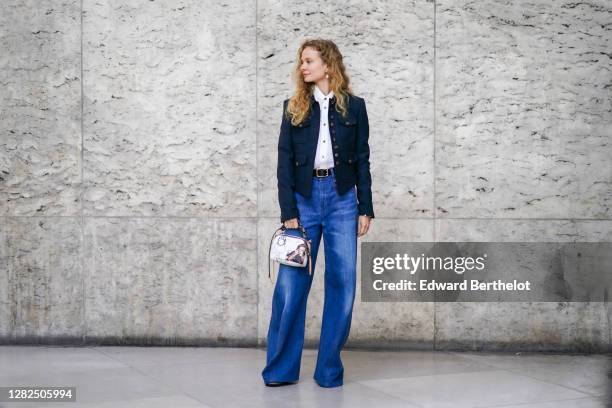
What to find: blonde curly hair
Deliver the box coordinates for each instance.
[285,38,354,126]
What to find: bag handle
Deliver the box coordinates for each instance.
[279,221,308,238]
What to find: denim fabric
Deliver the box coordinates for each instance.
[262,173,359,388]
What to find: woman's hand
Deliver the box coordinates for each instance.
[283,218,299,229]
[358,215,371,238]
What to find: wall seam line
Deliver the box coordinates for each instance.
[255,0,260,348]
[433,0,437,351]
[80,0,86,346]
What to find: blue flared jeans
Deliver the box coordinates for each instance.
[262,173,359,388]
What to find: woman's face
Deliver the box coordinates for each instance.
[300,47,327,83]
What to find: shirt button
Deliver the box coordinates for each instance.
[334,153,338,157]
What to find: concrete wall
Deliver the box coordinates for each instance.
[1,0,610,352]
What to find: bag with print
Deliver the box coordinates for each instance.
[268,222,312,283]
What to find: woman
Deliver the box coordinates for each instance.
[287,244,308,265]
[262,38,375,388]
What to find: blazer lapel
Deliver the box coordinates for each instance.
[310,102,320,145]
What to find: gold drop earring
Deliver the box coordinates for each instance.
[325,72,329,79]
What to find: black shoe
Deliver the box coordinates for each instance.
[265,381,294,387]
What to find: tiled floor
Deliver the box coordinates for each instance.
[0,346,609,407]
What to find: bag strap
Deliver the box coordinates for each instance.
[297,222,312,275]
[307,239,312,275]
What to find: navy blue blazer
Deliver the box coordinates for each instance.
[277,93,375,223]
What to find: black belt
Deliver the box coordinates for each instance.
[313,168,334,177]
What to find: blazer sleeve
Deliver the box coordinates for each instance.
[356,97,375,219]
[277,99,300,223]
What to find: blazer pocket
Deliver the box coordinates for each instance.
[340,151,357,164]
[294,154,307,167]
[292,117,312,129]
[339,115,357,127]
[296,117,311,128]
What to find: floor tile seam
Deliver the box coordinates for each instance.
[437,362,602,400]
[351,379,427,408]
[499,366,606,399]
[88,346,265,369]
[88,346,213,405]
[478,395,608,408]
[356,369,598,408]
[357,367,596,397]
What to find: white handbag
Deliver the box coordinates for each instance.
[268,223,312,282]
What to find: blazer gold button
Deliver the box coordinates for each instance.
[348,159,352,163]
[295,161,299,165]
